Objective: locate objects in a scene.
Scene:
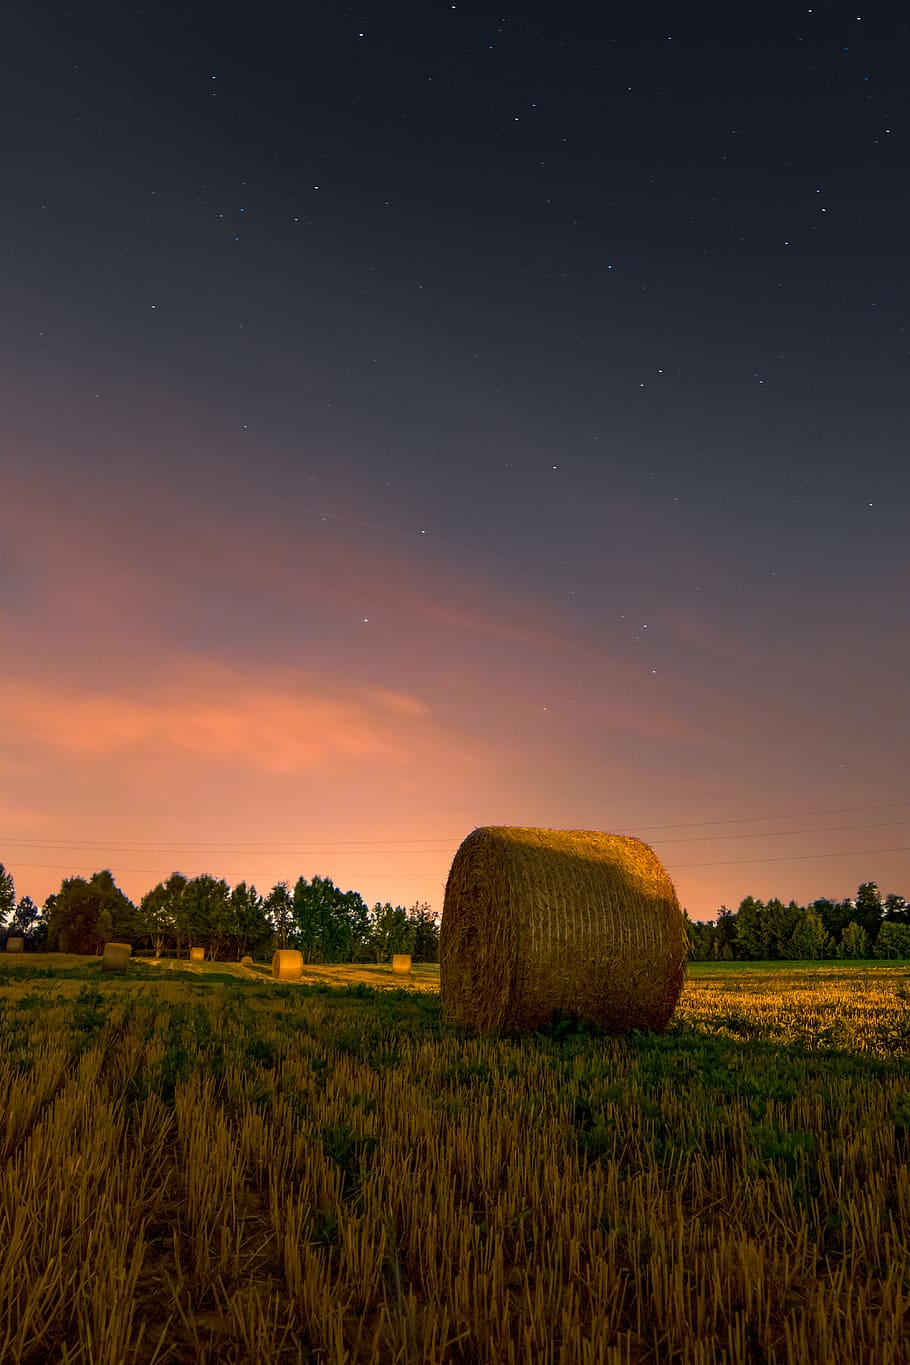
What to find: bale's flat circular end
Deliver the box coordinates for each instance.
[272,949,304,981]
[101,942,132,973]
[441,827,687,1033]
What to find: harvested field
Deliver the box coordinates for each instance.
[0,956,908,1363]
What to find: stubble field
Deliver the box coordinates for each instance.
[1,956,908,1364]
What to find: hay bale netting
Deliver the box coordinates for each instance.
[101,941,132,973]
[272,949,304,981]
[391,953,412,975]
[6,937,25,954]
[189,946,205,962]
[440,827,687,1034]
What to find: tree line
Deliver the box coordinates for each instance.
[686,882,910,960]
[0,863,439,963]
[3,862,907,964]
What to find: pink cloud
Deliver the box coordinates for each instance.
[0,669,448,775]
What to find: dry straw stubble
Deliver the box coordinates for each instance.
[441,826,687,1033]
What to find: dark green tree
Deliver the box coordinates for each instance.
[406,902,440,962]
[812,898,852,946]
[46,870,136,954]
[853,882,883,944]
[883,893,908,924]
[713,905,737,959]
[764,898,802,958]
[292,876,369,962]
[230,882,272,959]
[367,902,414,962]
[0,863,15,927]
[787,906,832,960]
[682,912,716,961]
[180,875,232,958]
[266,882,294,950]
[874,921,910,959]
[733,897,768,959]
[838,920,870,959]
[139,872,187,955]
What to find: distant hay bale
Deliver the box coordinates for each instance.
[272,949,303,981]
[101,942,132,973]
[240,955,253,966]
[6,937,24,954]
[441,827,687,1034]
[189,946,205,962]
[391,954,412,974]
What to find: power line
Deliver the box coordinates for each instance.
[667,846,907,869]
[1,810,906,855]
[5,844,907,881]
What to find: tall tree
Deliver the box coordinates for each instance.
[230,882,271,959]
[853,882,883,944]
[266,882,294,950]
[787,906,832,960]
[367,902,414,962]
[874,921,910,959]
[883,893,909,924]
[180,875,232,958]
[139,872,187,955]
[46,870,136,954]
[733,897,768,960]
[292,876,369,962]
[764,898,802,959]
[713,905,738,959]
[406,903,440,962]
[812,897,852,945]
[839,920,870,959]
[0,863,15,926]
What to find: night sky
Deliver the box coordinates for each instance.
[2,1,907,919]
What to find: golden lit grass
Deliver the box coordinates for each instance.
[679,964,910,1054]
[0,961,907,1362]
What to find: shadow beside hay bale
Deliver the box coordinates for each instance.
[440,827,687,1034]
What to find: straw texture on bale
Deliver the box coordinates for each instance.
[441,827,687,1034]
[272,949,304,981]
[189,946,205,962]
[391,954,412,974]
[101,942,132,973]
[5,937,25,953]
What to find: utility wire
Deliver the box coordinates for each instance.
[2,802,907,853]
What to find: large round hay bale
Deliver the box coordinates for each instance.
[391,954,412,974]
[101,942,132,973]
[441,827,687,1033]
[189,946,205,962]
[6,937,25,954]
[240,954,253,966]
[272,949,303,981]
